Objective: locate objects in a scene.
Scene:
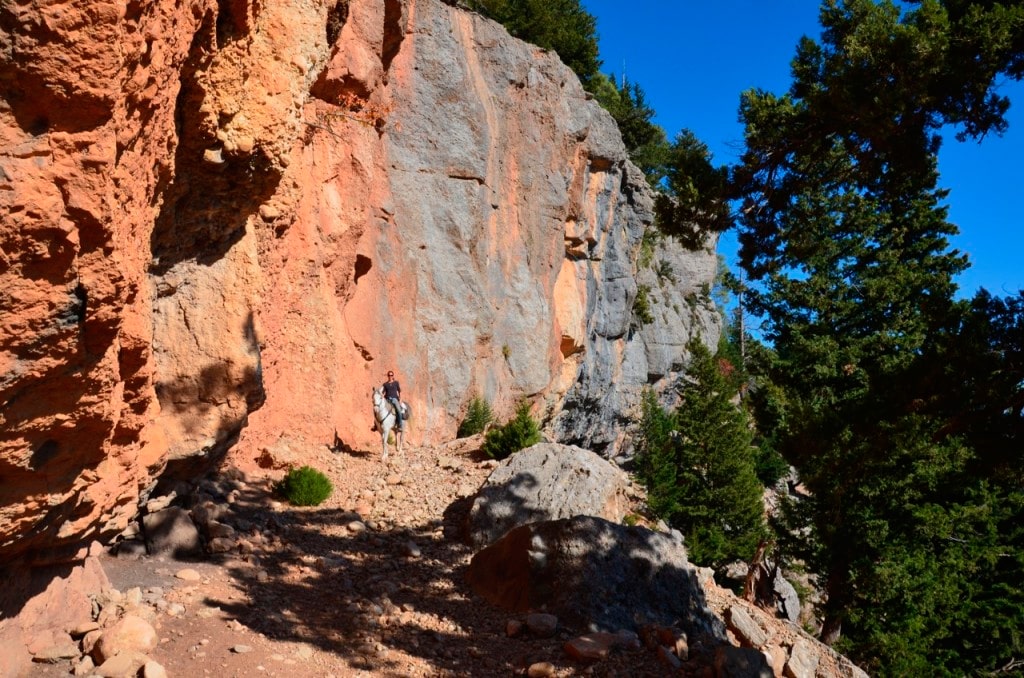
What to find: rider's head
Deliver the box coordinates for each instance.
[387,371,394,380]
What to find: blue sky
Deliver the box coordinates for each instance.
[580,1,1024,299]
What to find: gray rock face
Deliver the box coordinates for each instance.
[0,0,721,565]
[466,443,629,546]
[465,515,726,638]
[552,223,722,456]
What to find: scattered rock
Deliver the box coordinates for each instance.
[142,659,169,678]
[91,615,159,664]
[208,537,235,553]
[726,606,768,649]
[714,645,774,678]
[93,650,149,678]
[525,612,558,638]
[31,641,80,663]
[145,492,177,514]
[175,568,202,582]
[233,644,253,654]
[784,639,820,678]
[143,507,203,558]
[506,619,524,637]
[527,661,556,677]
[72,655,95,676]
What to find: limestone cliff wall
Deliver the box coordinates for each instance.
[0,0,719,564]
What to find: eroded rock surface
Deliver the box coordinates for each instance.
[465,442,629,546]
[465,515,726,638]
[0,0,718,567]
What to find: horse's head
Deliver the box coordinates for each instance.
[372,387,384,406]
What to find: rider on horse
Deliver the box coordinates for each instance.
[383,370,403,431]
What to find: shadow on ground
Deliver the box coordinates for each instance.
[184,460,706,677]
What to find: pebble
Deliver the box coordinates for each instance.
[347,520,367,533]
[525,612,559,638]
[232,644,253,654]
[403,541,421,558]
[175,568,202,581]
[143,660,169,678]
[527,661,556,677]
[32,642,80,663]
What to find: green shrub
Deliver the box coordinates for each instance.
[275,466,333,506]
[458,396,494,438]
[481,401,541,460]
[634,284,655,325]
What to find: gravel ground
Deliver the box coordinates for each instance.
[23,434,849,678]
[26,437,688,677]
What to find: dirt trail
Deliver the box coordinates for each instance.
[25,438,680,677]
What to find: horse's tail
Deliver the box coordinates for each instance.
[401,402,412,421]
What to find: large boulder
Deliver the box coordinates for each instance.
[466,443,629,546]
[466,515,726,639]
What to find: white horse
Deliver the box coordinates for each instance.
[372,387,406,462]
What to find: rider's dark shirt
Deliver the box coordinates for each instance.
[383,380,401,400]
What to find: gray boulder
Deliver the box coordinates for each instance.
[465,443,630,546]
[773,573,801,624]
[465,515,726,638]
[142,507,202,559]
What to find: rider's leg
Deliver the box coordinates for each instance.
[389,397,403,430]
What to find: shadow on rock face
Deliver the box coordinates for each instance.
[466,515,728,640]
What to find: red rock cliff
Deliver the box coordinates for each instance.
[0,0,719,564]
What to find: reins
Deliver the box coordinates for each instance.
[373,394,397,426]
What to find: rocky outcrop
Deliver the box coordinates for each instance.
[0,0,718,565]
[465,442,630,546]
[466,515,725,638]
[0,545,110,676]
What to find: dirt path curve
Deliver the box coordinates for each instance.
[26,437,673,677]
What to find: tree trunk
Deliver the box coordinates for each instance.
[743,539,769,602]
[820,614,842,646]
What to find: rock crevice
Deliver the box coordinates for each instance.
[0,0,718,565]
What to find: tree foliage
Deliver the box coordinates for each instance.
[464,0,601,86]
[481,400,541,460]
[655,131,732,249]
[591,73,671,184]
[457,396,494,438]
[636,341,766,567]
[732,0,1024,673]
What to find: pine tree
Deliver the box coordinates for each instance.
[636,341,765,567]
[732,0,1024,672]
[591,74,671,185]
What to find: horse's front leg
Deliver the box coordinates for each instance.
[381,431,388,463]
